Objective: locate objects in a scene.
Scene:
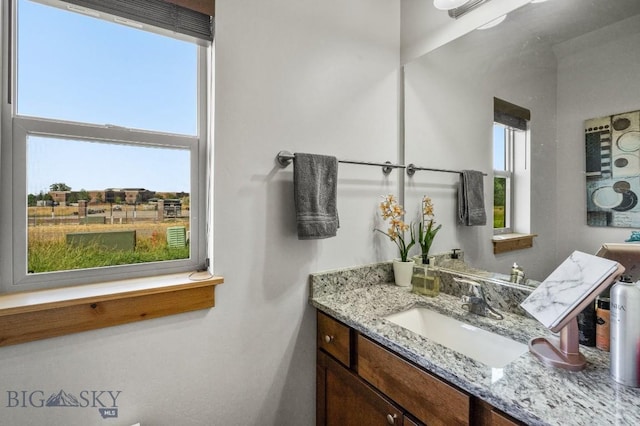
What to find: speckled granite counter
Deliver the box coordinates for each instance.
[309,262,640,426]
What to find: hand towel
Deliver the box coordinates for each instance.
[457,170,487,226]
[294,153,339,240]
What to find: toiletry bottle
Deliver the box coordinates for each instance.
[577,300,596,347]
[510,263,525,284]
[610,278,640,387]
[510,263,520,283]
[595,293,610,351]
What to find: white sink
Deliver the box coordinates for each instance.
[384,307,528,368]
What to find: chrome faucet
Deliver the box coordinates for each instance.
[456,278,504,320]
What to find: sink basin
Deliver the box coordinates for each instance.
[384,307,528,368]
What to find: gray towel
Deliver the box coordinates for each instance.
[294,153,339,240]
[457,170,487,226]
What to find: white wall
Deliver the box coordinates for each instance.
[404,24,559,281]
[555,15,640,258]
[0,1,400,425]
[400,0,530,64]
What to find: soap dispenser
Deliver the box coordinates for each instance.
[411,256,440,297]
[510,263,525,284]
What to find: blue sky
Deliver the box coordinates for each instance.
[19,0,196,194]
[493,124,505,170]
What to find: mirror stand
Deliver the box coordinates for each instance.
[529,319,586,371]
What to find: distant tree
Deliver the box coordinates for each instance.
[27,194,37,206]
[114,196,123,204]
[94,193,104,203]
[77,189,90,201]
[181,196,190,208]
[67,192,78,204]
[50,183,71,192]
[494,178,506,207]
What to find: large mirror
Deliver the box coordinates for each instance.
[403,0,640,281]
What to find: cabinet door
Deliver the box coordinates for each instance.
[318,350,403,426]
[473,399,523,426]
[490,410,521,426]
[357,335,470,426]
[403,416,421,426]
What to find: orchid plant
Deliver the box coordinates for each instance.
[376,195,415,262]
[418,196,442,264]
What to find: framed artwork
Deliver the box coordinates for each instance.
[585,110,640,227]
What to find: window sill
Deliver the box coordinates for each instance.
[0,272,224,347]
[492,233,537,254]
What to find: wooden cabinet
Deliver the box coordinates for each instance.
[318,350,406,425]
[316,311,523,426]
[358,334,470,426]
[317,310,351,367]
[473,400,522,426]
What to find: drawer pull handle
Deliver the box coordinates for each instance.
[386,413,397,424]
[324,335,334,343]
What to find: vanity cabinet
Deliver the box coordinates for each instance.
[316,311,522,426]
[317,351,408,425]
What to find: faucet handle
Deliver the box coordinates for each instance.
[454,278,484,296]
[455,278,503,320]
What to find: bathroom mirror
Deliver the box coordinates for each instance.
[403,0,640,281]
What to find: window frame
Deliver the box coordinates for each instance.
[1,0,210,293]
[493,123,515,235]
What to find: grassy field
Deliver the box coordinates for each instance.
[493,206,505,228]
[28,222,189,273]
[28,204,158,217]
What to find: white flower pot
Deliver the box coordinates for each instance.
[392,259,415,287]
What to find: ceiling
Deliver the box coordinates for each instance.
[509,0,640,46]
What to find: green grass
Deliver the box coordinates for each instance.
[493,206,505,228]
[28,238,189,273]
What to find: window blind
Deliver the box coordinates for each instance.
[494,97,530,131]
[60,0,213,41]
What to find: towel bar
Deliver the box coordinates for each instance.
[406,163,488,177]
[276,150,403,175]
[275,151,487,177]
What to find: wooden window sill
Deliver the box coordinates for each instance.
[492,233,537,254]
[0,272,223,347]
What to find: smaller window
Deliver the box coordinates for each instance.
[493,123,514,232]
[493,98,530,235]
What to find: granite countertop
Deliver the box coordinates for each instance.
[309,263,640,426]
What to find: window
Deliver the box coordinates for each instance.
[493,123,515,232]
[493,98,530,236]
[1,0,212,292]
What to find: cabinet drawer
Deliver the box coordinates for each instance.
[317,311,351,367]
[357,335,470,426]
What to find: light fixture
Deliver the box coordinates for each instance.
[447,0,490,19]
[433,0,469,11]
[477,14,507,30]
[530,0,549,3]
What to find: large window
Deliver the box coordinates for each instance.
[1,0,211,291]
